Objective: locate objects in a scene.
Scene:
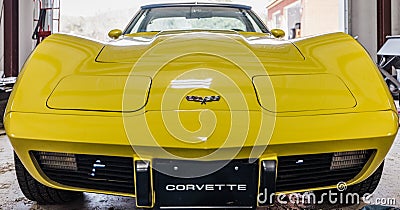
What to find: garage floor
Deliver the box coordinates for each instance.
[1,130,399,210]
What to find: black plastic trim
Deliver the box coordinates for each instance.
[135,160,152,207]
[258,160,276,206]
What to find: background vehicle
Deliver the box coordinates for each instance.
[378,36,400,100]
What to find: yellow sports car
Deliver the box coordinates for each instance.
[5,2,398,209]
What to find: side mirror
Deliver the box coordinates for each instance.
[270,29,285,39]
[108,29,123,39]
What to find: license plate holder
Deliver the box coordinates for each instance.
[153,159,259,208]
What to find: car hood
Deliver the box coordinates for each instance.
[94,31,307,112]
[46,31,357,113]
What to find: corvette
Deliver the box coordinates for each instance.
[165,184,247,191]
[5,2,398,209]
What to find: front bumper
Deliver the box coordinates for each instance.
[5,110,398,208]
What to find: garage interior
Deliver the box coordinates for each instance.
[0,0,399,209]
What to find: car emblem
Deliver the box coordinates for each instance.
[186,96,221,105]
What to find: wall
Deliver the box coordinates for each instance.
[266,0,301,36]
[266,0,342,39]
[338,0,349,33]
[350,0,377,61]
[267,0,300,20]
[393,0,400,35]
[19,1,34,71]
[301,0,340,37]
[0,1,4,74]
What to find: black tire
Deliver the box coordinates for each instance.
[0,99,8,128]
[14,152,82,204]
[314,161,384,206]
[346,161,384,195]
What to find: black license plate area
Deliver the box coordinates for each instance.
[153,159,258,208]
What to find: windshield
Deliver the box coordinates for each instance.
[124,6,268,34]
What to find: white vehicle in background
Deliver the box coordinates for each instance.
[378,36,400,100]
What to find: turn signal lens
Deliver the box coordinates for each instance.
[36,151,78,171]
[330,150,370,170]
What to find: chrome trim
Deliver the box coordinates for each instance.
[136,160,150,172]
[186,95,220,105]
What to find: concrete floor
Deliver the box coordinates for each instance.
[0,130,399,210]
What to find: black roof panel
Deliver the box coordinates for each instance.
[141,2,252,10]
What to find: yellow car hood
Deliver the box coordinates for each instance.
[46,31,358,113]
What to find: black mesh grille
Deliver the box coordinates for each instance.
[32,152,135,194]
[276,150,374,192]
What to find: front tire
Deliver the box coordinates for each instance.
[346,161,384,195]
[14,152,82,204]
[314,161,384,206]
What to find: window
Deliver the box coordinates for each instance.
[125,6,267,34]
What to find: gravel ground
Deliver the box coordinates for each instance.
[0,130,399,210]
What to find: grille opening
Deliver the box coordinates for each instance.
[32,151,135,194]
[33,150,374,194]
[276,150,374,192]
